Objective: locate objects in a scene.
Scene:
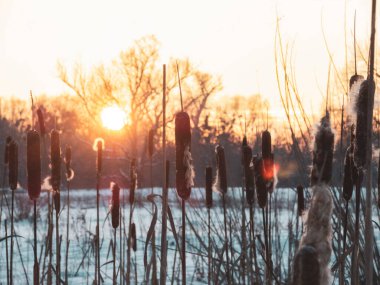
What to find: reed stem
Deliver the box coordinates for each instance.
[181,199,186,285]
[222,193,231,285]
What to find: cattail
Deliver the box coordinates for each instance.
[8,141,18,191]
[378,154,380,208]
[65,146,73,180]
[297,185,304,216]
[311,112,334,186]
[129,159,137,204]
[95,139,103,174]
[343,145,354,202]
[213,145,227,194]
[262,130,275,192]
[253,155,267,208]
[111,182,120,229]
[354,80,375,169]
[292,245,320,285]
[4,136,12,164]
[349,74,364,90]
[36,108,46,136]
[175,111,194,200]
[51,130,61,189]
[205,167,213,208]
[148,129,154,158]
[27,130,41,200]
[130,222,137,252]
[243,145,255,205]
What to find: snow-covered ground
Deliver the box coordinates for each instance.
[0,187,378,284]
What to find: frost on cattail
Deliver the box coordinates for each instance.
[130,222,137,252]
[292,245,320,285]
[294,184,333,285]
[243,145,255,205]
[175,112,194,200]
[129,159,137,204]
[36,108,46,136]
[65,146,74,181]
[4,136,12,164]
[205,167,213,208]
[297,185,304,217]
[111,182,120,229]
[349,74,364,91]
[354,80,375,169]
[27,130,41,200]
[213,145,227,194]
[262,130,275,193]
[311,113,334,186]
[8,141,18,191]
[253,155,267,208]
[93,138,104,174]
[148,129,154,158]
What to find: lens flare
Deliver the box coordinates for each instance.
[101,106,126,131]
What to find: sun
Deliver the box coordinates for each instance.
[101,106,126,131]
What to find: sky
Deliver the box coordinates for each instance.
[0,0,377,115]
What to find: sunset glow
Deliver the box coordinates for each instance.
[101,106,126,131]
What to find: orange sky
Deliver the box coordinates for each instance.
[0,0,377,117]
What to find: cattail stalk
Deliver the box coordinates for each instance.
[5,219,9,285]
[206,167,212,285]
[64,146,72,285]
[51,130,61,285]
[160,64,168,285]
[27,130,41,285]
[95,139,103,285]
[8,140,17,285]
[111,182,120,285]
[126,159,137,284]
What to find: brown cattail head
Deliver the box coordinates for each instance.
[253,155,267,208]
[50,130,61,191]
[36,108,46,136]
[292,245,320,285]
[354,80,375,169]
[243,145,255,205]
[53,190,60,213]
[241,135,248,165]
[311,112,334,186]
[148,129,154,158]
[297,185,305,216]
[130,222,137,251]
[94,138,104,174]
[111,182,120,229]
[4,136,12,164]
[349,74,364,90]
[213,145,227,194]
[129,159,137,204]
[27,130,41,200]
[175,111,193,200]
[262,130,275,192]
[205,167,213,208]
[65,145,73,180]
[8,141,18,191]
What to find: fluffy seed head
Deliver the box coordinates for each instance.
[311,112,334,186]
[213,144,227,194]
[27,130,41,200]
[354,80,375,169]
[175,111,192,200]
[292,245,320,285]
[65,146,73,180]
[243,145,255,205]
[205,167,213,208]
[50,130,61,191]
[8,141,18,191]
[94,138,104,174]
[349,74,364,90]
